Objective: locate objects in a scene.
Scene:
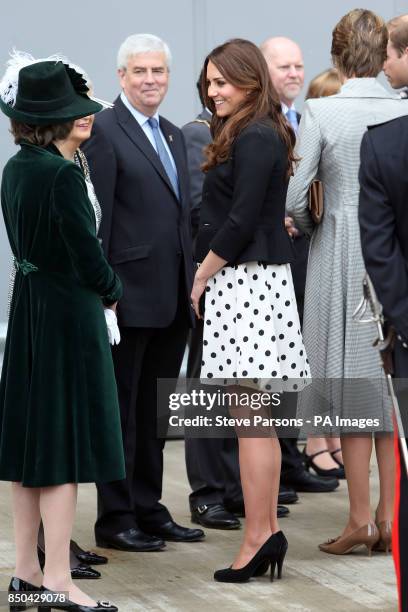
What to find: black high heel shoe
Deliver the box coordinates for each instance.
[38,588,118,611]
[302,447,345,479]
[37,546,101,580]
[8,577,41,611]
[213,531,288,583]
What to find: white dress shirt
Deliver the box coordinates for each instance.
[120,91,177,172]
[281,102,297,115]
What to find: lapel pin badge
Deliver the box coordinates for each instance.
[169,134,173,142]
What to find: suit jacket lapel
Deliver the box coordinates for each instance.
[114,97,178,201]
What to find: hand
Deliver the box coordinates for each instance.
[191,272,207,320]
[285,216,299,238]
[104,308,121,345]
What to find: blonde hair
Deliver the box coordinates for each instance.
[388,15,408,56]
[331,9,388,78]
[306,68,341,100]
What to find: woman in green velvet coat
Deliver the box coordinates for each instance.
[0,57,124,611]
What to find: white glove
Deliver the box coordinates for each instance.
[104,308,121,345]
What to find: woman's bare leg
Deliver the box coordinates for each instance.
[374,435,395,523]
[11,483,42,586]
[232,436,276,568]
[40,484,96,606]
[268,436,282,534]
[229,387,280,569]
[340,436,373,537]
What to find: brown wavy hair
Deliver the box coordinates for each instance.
[331,9,388,78]
[10,120,74,146]
[201,39,296,177]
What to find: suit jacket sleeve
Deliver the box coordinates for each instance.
[359,132,408,340]
[286,101,322,236]
[182,121,211,236]
[52,163,122,305]
[209,126,280,262]
[81,120,117,255]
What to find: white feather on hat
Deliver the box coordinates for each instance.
[0,49,112,108]
[0,50,70,106]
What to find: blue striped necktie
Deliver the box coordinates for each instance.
[148,117,180,199]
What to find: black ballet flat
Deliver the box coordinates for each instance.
[69,565,101,580]
[38,588,117,611]
[214,531,288,583]
[302,447,345,479]
[8,576,41,611]
[37,547,101,580]
[70,541,108,566]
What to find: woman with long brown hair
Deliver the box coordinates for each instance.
[191,38,309,582]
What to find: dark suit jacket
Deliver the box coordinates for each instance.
[195,119,295,265]
[82,96,194,328]
[181,109,211,238]
[359,115,408,345]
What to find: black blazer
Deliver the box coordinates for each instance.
[82,96,194,328]
[195,120,295,265]
[359,115,408,344]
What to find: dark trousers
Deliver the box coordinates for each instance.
[95,288,189,537]
[279,259,307,476]
[185,318,242,509]
[393,342,408,611]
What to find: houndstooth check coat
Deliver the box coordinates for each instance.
[286,78,408,431]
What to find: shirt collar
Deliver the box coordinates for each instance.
[120,92,160,127]
[281,102,296,115]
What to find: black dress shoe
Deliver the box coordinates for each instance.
[9,577,41,611]
[191,504,241,529]
[95,527,165,552]
[37,546,101,580]
[225,501,289,518]
[71,540,108,565]
[143,520,205,542]
[224,499,245,517]
[278,484,299,505]
[281,469,339,492]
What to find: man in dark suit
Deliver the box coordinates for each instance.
[261,36,339,496]
[83,33,204,551]
[359,16,408,609]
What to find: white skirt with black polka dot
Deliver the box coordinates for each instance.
[200,261,310,391]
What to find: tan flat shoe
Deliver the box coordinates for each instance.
[373,520,392,554]
[319,523,379,556]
